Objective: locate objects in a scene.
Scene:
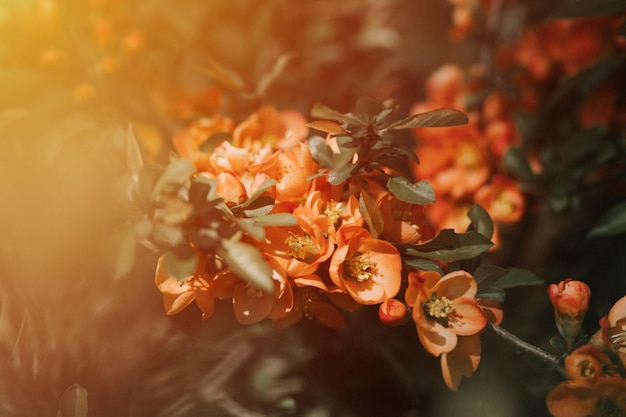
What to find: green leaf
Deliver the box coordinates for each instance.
[113,224,138,280]
[310,102,362,126]
[257,52,295,96]
[359,190,384,238]
[163,247,197,281]
[386,177,435,204]
[188,175,214,205]
[57,384,88,417]
[405,229,493,262]
[503,146,536,182]
[152,155,195,198]
[466,204,494,239]
[240,179,277,209]
[385,108,468,130]
[233,218,266,241]
[125,123,143,176]
[493,267,544,289]
[553,0,626,18]
[328,163,355,185]
[242,195,275,217]
[588,201,626,237]
[402,258,444,274]
[252,213,298,226]
[356,96,383,121]
[218,239,274,293]
[476,286,506,303]
[198,132,233,153]
[474,265,507,288]
[151,223,184,247]
[307,136,334,168]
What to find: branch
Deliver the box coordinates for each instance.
[487,321,568,379]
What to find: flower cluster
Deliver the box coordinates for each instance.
[410,64,526,247]
[129,97,518,390]
[547,285,626,417]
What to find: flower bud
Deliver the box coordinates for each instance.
[379,299,410,327]
[548,279,591,346]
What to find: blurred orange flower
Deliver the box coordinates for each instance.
[547,375,626,417]
[173,116,236,172]
[474,174,525,224]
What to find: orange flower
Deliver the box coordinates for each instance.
[229,258,294,325]
[474,174,525,224]
[548,279,591,346]
[409,270,487,357]
[154,253,215,320]
[272,274,355,329]
[173,116,235,173]
[328,226,402,305]
[262,214,334,277]
[440,333,481,391]
[564,345,612,384]
[603,295,626,367]
[250,142,316,202]
[378,192,435,244]
[296,190,363,241]
[233,105,308,152]
[546,375,626,417]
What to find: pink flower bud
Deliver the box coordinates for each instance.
[379,299,410,327]
[547,279,591,346]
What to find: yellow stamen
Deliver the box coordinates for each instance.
[577,359,596,378]
[343,252,377,283]
[284,232,319,263]
[324,200,344,225]
[423,293,455,320]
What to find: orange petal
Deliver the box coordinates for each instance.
[232,284,274,325]
[440,334,481,391]
[546,381,600,417]
[162,291,195,315]
[313,301,346,329]
[417,320,458,357]
[449,299,487,336]
[432,270,477,299]
[194,285,215,320]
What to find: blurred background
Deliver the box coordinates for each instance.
[1,0,625,416]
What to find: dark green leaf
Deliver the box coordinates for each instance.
[310,102,362,126]
[476,286,506,303]
[503,146,537,182]
[307,136,335,168]
[240,179,277,208]
[385,108,468,130]
[198,132,233,153]
[218,239,274,293]
[233,218,266,241]
[125,123,143,175]
[152,155,194,198]
[588,201,626,237]
[188,175,214,205]
[402,258,444,274]
[405,229,493,262]
[359,190,384,238]
[328,163,355,185]
[163,247,197,281]
[467,204,494,239]
[386,177,435,204]
[474,265,507,288]
[493,267,544,289]
[57,384,88,417]
[113,224,138,280]
[356,97,383,121]
[252,213,298,226]
[257,53,295,96]
[242,195,275,217]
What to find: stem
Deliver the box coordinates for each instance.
[487,321,568,379]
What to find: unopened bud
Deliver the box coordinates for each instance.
[548,279,591,346]
[379,299,410,327]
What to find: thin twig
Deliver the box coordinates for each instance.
[487,321,568,379]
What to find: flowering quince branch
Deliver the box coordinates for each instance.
[486,321,567,379]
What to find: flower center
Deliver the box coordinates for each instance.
[343,252,377,282]
[324,200,344,225]
[284,232,319,263]
[577,359,596,378]
[423,293,455,326]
